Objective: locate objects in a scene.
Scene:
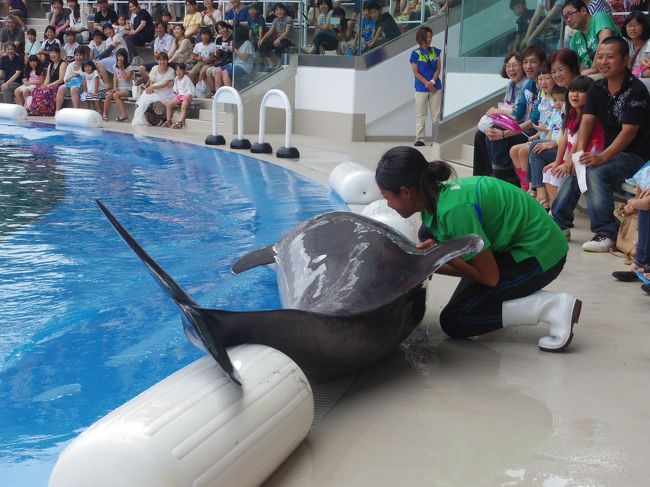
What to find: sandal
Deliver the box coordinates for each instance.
[537,198,550,210]
[102,116,109,121]
[161,120,172,128]
[172,121,184,129]
[116,114,128,122]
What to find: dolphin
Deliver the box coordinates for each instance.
[97,200,483,385]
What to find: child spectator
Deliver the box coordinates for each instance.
[189,27,217,84]
[56,46,84,110]
[247,3,266,47]
[510,0,536,51]
[63,31,80,62]
[67,0,90,43]
[115,14,130,34]
[14,55,44,107]
[358,4,377,53]
[38,26,62,65]
[410,26,441,147]
[80,59,107,112]
[212,24,255,90]
[102,48,132,122]
[24,29,41,63]
[258,2,293,70]
[543,76,604,206]
[88,30,108,59]
[536,85,567,142]
[366,2,401,49]
[163,62,195,128]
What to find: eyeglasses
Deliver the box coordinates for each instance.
[563,9,580,20]
[505,62,522,69]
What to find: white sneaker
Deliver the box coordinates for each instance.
[581,234,615,252]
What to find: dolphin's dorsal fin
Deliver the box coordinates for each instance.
[231,245,276,274]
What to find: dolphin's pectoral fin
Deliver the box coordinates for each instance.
[97,200,241,386]
[231,244,276,274]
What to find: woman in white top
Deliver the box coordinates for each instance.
[56,46,84,110]
[132,52,175,125]
[623,11,650,79]
[212,24,254,91]
[103,48,133,122]
[66,0,90,43]
[201,0,223,36]
[164,62,195,128]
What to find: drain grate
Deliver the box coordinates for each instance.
[310,372,360,426]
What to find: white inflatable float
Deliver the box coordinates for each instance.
[329,162,382,205]
[49,345,314,487]
[361,199,420,243]
[55,108,103,129]
[0,103,27,121]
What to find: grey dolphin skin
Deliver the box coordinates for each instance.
[97,200,483,385]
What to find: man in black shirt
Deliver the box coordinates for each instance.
[552,36,650,252]
[366,2,402,48]
[0,43,24,103]
[93,0,119,31]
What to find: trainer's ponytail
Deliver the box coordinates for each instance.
[419,160,455,217]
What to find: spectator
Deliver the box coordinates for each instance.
[308,5,352,54]
[212,24,254,90]
[473,52,526,177]
[163,62,194,128]
[160,11,175,34]
[225,0,249,26]
[88,29,107,59]
[205,22,233,93]
[307,0,333,53]
[24,29,40,63]
[28,45,67,116]
[366,2,401,49]
[93,23,127,88]
[56,46,84,111]
[258,3,292,70]
[38,25,62,65]
[201,0,223,37]
[527,48,580,205]
[49,0,71,42]
[484,45,546,185]
[0,43,24,103]
[0,15,25,56]
[124,0,155,59]
[247,3,266,47]
[510,0,537,52]
[167,24,194,67]
[563,0,619,76]
[92,0,119,32]
[189,27,217,84]
[622,11,650,79]
[410,26,441,147]
[14,55,45,107]
[183,0,203,40]
[132,51,175,125]
[357,3,376,53]
[6,0,28,29]
[551,37,650,251]
[102,48,132,121]
[62,31,79,62]
[66,0,91,44]
[79,59,108,112]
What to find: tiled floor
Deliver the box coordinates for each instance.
[37,119,650,486]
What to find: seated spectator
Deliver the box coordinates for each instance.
[88,29,107,59]
[395,0,431,25]
[6,0,28,29]
[67,0,91,44]
[308,0,333,52]
[38,26,62,65]
[79,59,108,112]
[62,31,80,62]
[225,0,249,26]
[137,20,173,79]
[183,0,203,40]
[132,51,175,125]
[563,0,619,76]
[92,0,119,32]
[258,3,292,70]
[0,15,25,56]
[484,45,546,185]
[527,48,580,204]
[310,7,354,55]
[551,37,650,251]
[247,2,266,48]
[189,27,217,84]
[622,11,650,79]
[102,48,132,121]
[160,11,175,34]
[543,77,604,205]
[49,0,71,42]
[0,43,24,103]
[124,0,155,59]
[164,62,195,128]
[473,52,527,177]
[24,29,40,63]
[95,23,128,87]
[205,22,233,94]
[212,24,254,91]
[201,0,223,37]
[509,0,539,52]
[167,24,194,67]
[14,55,44,107]
[366,2,401,49]
[56,46,84,111]
[357,3,377,53]
[28,46,67,116]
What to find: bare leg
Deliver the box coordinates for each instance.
[165,97,178,124]
[14,87,24,106]
[70,86,80,108]
[56,86,66,112]
[96,63,112,89]
[114,90,129,118]
[213,68,224,91]
[545,183,558,205]
[103,91,114,117]
[222,69,232,87]
[178,95,192,124]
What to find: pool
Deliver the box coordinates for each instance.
[0,123,347,486]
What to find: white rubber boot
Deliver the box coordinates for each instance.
[502,290,581,352]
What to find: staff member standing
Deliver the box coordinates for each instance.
[410,26,442,147]
[375,146,581,352]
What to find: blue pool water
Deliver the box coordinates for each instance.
[0,123,347,486]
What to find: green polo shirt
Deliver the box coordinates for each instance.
[420,176,568,271]
[570,11,619,69]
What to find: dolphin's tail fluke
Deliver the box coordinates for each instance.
[96,200,241,386]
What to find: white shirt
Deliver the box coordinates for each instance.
[153,33,174,55]
[173,74,195,97]
[192,41,217,61]
[107,33,128,54]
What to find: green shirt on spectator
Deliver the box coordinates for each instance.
[570,11,619,69]
[420,176,568,271]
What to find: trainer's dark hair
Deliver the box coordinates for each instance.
[500,51,523,78]
[600,35,630,57]
[375,147,456,218]
[415,26,432,45]
[623,11,650,41]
